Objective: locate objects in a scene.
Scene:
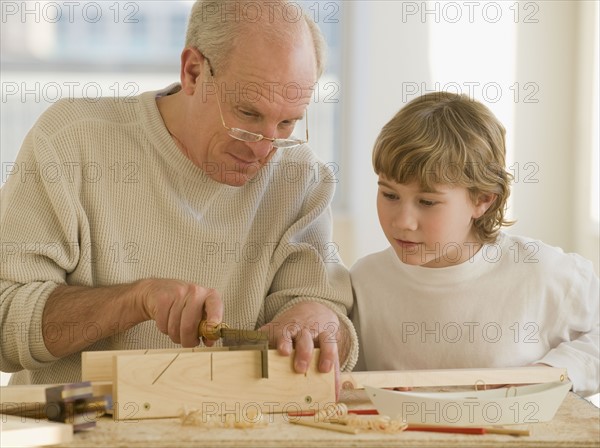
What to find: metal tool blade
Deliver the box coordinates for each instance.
[221,329,269,379]
[199,321,270,378]
[220,328,269,345]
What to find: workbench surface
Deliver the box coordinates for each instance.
[46,392,599,448]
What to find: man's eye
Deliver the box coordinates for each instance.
[279,120,297,128]
[239,110,256,117]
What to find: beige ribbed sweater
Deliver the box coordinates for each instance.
[0,86,357,385]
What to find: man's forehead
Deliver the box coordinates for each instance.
[222,64,317,94]
[221,27,318,91]
[210,25,318,109]
[237,98,309,120]
[214,74,315,108]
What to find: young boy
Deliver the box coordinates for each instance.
[350,92,599,397]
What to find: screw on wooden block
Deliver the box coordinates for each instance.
[305,395,312,404]
[144,403,151,411]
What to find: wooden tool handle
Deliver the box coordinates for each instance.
[198,321,229,340]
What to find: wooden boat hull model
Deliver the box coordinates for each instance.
[364,380,572,426]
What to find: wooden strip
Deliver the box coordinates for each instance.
[290,419,359,434]
[113,349,335,420]
[0,415,73,447]
[485,427,530,436]
[83,348,567,393]
[340,367,567,389]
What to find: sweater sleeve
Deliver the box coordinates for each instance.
[537,256,600,397]
[0,124,83,372]
[349,288,366,372]
[262,160,358,371]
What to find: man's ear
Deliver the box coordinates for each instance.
[180,47,205,95]
[473,192,497,219]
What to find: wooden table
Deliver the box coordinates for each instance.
[38,392,598,448]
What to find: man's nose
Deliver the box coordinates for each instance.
[246,137,275,159]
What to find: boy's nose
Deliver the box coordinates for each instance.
[393,206,418,231]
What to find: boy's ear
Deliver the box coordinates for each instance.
[180,47,206,95]
[473,193,497,219]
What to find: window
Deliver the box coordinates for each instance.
[1,2,187,177]
[0,1,343,193]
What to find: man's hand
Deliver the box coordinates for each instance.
[42,280,223,358]
[259,302,349,395]
[135,279,223,347]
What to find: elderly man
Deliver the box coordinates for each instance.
[0,0,357,386]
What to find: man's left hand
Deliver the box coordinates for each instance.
[260,301,349,395]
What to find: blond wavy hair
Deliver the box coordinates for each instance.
[373,92,514,243]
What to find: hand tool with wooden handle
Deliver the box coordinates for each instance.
[199,320,270,378]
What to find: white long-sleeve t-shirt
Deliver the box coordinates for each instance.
[0,86,357,385]
[350,232,599,397]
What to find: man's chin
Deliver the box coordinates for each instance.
[217,169,259,187]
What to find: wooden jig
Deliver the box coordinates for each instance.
[82,348,335,420]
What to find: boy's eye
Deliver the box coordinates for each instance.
[419,199,436,207]
[381,191,398,200]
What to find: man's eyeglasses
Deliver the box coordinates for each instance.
[207,60,309,149]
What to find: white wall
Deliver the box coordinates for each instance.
[573,1,600,273]
[336,1,432,265]
[509,2,577,252]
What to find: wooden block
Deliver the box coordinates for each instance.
[113,349,335,420]
[82,348,191,382]
[82,347,229,382]
[0,415,73,447]
[340,367,568,390]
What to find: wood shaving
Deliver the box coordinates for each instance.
[317,403,407,434]
[179,406,268,429]
[333,414,407,433]
[316,402,349,420]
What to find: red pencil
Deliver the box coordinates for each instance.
[348,409,380,415]
[406,425,485,435]
[407,425,529,436]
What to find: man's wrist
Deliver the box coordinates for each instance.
[335,320,350,366]
[126,278,153,323]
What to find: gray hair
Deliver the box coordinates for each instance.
[185,0,327,78]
